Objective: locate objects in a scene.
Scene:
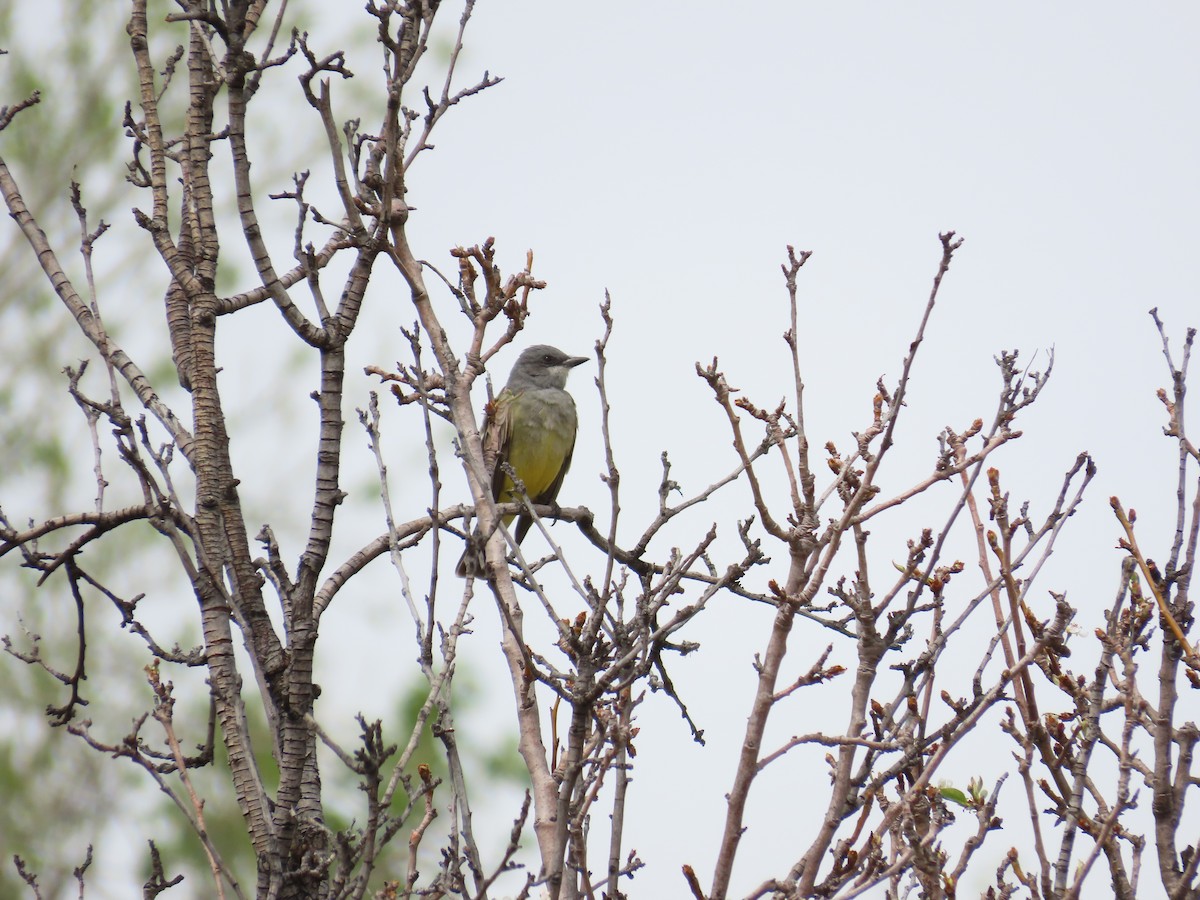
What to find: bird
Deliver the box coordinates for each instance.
[456,344,589,577]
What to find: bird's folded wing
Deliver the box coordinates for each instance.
[486,388,516,502]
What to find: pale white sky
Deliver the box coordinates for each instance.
[291,5,1200,895]
[3,3,1199,897]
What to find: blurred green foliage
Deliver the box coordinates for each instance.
[0,5,525,895]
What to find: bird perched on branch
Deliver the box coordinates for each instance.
[456,344,589,577]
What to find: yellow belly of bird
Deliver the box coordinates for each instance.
[497,396,576,510]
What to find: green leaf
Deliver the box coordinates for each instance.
[939,786,971,808]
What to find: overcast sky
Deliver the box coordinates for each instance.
[4,3,1199,897]
[308,5,1200,895]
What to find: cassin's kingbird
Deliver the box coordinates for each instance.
[456,344,589,577]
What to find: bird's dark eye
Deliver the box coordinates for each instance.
[543,354,554,363]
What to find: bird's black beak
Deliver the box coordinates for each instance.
[565,356,589,369]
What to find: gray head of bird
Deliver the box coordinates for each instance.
[507,345,589,390]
